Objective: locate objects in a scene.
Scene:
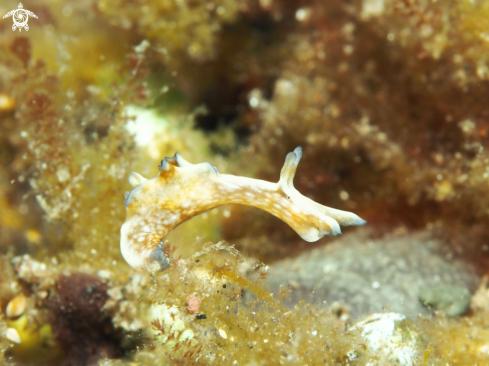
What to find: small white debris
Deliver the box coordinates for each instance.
[97,269,112,279]
[350,313,424,366]
[249,96,259,108]
[347,350,357,360]
[6,328,21,344]
[219,328,227,339]
[6,294,27,319]
[459,119,476,135]
[248,89,263,109]
[295,8,311,22]
[134,39,150,53]
[361,0,385,20]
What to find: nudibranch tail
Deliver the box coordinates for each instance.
[120,147,366,271]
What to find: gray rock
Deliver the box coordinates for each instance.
[266,229,478,321]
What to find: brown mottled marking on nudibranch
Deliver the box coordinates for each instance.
[120,147,366,271]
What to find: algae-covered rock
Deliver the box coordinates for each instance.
[2,0,489,365]
[266,230,477,320]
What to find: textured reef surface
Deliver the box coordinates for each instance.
[1,0,489,365]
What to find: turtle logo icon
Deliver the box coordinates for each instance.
[3,3,38,32]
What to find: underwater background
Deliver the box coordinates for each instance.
[1,0,489,364]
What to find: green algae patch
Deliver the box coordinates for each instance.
[419,285,471,317]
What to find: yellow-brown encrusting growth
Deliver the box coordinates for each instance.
[121,147,366,271]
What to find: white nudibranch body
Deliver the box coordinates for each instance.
[120,147,366,271]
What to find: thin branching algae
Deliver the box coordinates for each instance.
[121,147,366,271]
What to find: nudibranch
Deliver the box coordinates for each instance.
[121,147,366,271]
